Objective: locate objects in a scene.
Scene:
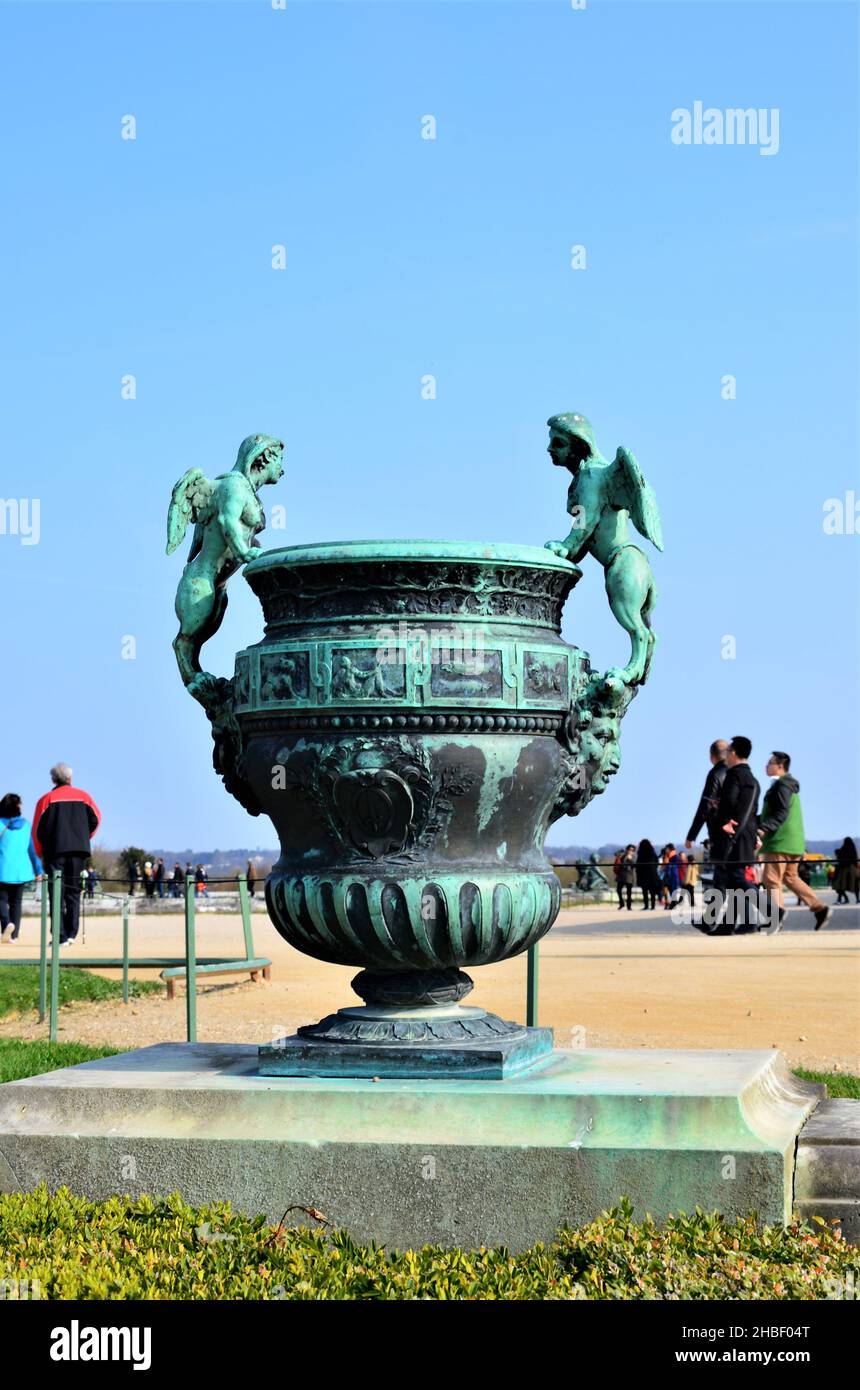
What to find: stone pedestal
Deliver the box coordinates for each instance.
[795,1099,860,1243]
[0,1044,822,1250]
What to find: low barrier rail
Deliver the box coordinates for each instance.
[12,873,271,1044]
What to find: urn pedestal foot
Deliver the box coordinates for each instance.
[258,1003,554,1080]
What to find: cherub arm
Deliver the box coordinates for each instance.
[545,489,599,561]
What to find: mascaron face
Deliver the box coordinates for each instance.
[578,717,622,790]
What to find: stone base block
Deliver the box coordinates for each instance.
[795,1098,860,1244]
[0,1044,823,1250]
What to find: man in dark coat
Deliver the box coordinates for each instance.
[685,739,728,847]
[710,736,760,933]
[32,763,101,944]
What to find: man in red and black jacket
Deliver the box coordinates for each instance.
[32,764,102,944]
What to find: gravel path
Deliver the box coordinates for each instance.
[1,899,857,1073]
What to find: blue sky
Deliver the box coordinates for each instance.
[0,0,857,852]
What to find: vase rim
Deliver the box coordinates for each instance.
[246,540,577,571]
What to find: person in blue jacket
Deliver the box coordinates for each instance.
[0,792,43,942]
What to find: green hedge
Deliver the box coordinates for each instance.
[0,1188,856,1300]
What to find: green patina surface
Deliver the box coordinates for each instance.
[0,1045,822,1240]
[245,539,575,569]
[161,421,669,1065]
[275,870,555,966]
[1,1045,817,1153]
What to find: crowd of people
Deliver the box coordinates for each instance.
[612,842,699,911]
[125,859,257,899]
[607,739,857,935]
[686,733,833,939]
[681,737,848,935]
[126,859,208,899]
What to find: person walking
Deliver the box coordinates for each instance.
[678,850,699,907]
[246,860,257,897]
[143,861,154,899]
[86,865,98,899]
[686,852,699,899]
[709,737,760,933]
[685,739,728,849]
[0,793,42,942]
[677,848,688,899]
[615,844,636,910]
[128,859,139,897]
[171,862,183,898]
[32,764,101,945]
[612,849,623,904]
[154,858,165,899]
[658,844,681,909]
[834,837,859,905]
[195,864,208,898]
[636,839,660,910]
[756,752,832,935]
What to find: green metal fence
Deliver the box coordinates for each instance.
[23,871,270,1044]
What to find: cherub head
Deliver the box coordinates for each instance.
[234,435,285,487]
[547,413,600,472]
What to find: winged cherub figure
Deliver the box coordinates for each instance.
[544,413,663,685]
[167,434,284,689]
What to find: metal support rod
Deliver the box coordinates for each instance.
[38,876,48,1023]
[526,943,539,1028]
[184,875,197,1043]
[49,870,61,1043]
[237,873,254,960]
[122,897,130,1004]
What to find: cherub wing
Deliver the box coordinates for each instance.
[609,446,663,552]
[166,470,215,556]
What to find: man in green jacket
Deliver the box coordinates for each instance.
[757,751,832,935]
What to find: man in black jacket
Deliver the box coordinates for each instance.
[685,739,728,847]
[709,736,760,933]
[32,764,102,944]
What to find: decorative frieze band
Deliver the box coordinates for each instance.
[234,639,581,717]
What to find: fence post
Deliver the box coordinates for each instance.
[38,876,48,1023]
[49,869,62,1043]
[237,873,254,960]
[122,897,130,1004]
[526,943,539,1028]
[184,874,197,1043]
